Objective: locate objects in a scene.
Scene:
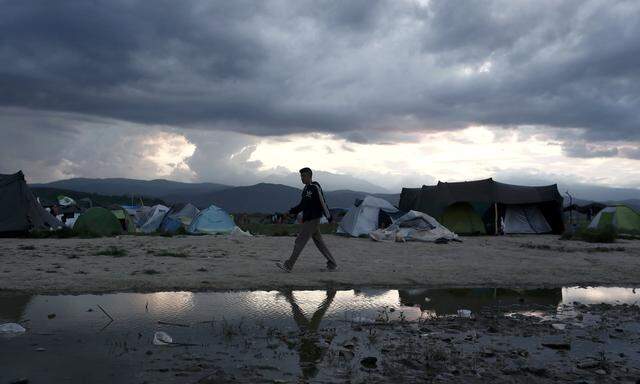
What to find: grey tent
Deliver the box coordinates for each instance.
[171,203,200,225]
[0,171,63,235]
[399,178,564,234]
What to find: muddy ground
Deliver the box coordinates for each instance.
[1,234,639,294]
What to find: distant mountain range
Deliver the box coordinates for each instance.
[33,178,229,199]
[33,177,399,213]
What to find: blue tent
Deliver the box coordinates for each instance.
[159,215,183,234]
[187,205,236,234]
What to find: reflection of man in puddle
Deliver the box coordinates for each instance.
[282,289,336,380]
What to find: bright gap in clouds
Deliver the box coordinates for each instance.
[142,132,196,177]
[248,126,640,190]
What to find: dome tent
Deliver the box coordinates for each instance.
[588,205,640,235]
[171,203,200,225]
[73,207,122,237]
[338,196,401,237]
[139,205,170,233]
[187,205,236,234]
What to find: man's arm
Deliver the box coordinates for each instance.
[312,183,332,222]
[289,190,304,214]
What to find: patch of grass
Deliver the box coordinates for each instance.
[153,249,189,258]
[95,246,128,257]
[562,225,618,243]
[520,243,552,250]
[27,227,76,238]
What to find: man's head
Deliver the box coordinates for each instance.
[299,167,312,185]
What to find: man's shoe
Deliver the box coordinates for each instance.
[275,262,292,273]
[324,263,338,272]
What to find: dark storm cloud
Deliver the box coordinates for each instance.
[562,142,619,158]
[1,0,640,146]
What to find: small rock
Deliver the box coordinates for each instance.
[360,356,377,369]
[10,378,29,384]
[594,369,607,375]
[35,347,46,352]
[480,348,495,357]
[342,342,355,350]
[552,323,566,330]
[339,350,355,360]
[524,366,547,377]
[541,342,570,350]
[47,313,56,319]
[577,359,600,369]
[145,350,153,356]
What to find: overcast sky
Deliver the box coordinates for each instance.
[1,0,639,192]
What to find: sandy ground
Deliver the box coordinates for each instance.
[1,234,639,294]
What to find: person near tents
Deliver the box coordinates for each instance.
[276,167,338,272]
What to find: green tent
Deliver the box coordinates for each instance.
[111,208,136,233]
[588,205,640,235]
[440,202,486,235]
[74,207,122,236]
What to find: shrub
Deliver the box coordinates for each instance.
[27,227,76,239]
[95,246,128,257]
[153,249,189,258]
[561,225,617,243]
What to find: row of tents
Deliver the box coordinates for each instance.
[70,203,240,236]
[336,179,640,240]
[0,171,241,236]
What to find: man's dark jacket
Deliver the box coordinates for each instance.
[290,181,332,222]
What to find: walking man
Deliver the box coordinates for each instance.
[276,167,338,272]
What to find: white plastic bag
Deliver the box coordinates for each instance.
[153,331,173,345]
[457,309,472,318]
[0,323,26,334]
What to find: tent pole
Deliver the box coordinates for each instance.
[494,203,498,235]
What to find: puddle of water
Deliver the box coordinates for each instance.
[1,286,639,383]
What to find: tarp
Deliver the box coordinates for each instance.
[588,205,640,234]
[57,195,76,206]
[370,210,458,243]
[73,207,122,236]
[139,205,170,233]
[338,196,399,237]
[187,205,236,234]
[0,171,63,234]
[399,178,564,234]
[504,205,552,234]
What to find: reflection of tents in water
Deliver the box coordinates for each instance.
[282,289,335,380]
[399,288,562,315]
[0,295,32,322]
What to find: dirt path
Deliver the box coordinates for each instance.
[1,234,639,294]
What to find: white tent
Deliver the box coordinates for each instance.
[503,205,551,234]
[338,196,399,237]
[370,210,458,242]
[140,204,170,233]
